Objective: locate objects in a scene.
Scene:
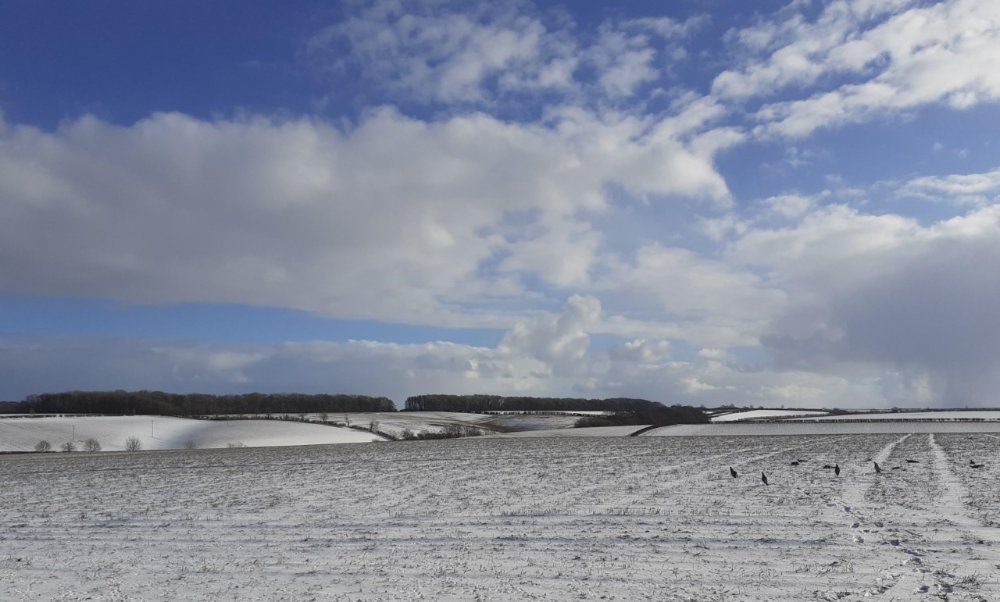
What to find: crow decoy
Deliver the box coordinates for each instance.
[761,472,769,486]
[874,462,882,474]
[730,466,738,478]
[834,464,841,476]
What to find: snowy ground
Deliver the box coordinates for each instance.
[648,421,1000,436]
[2,432,999,600]
[711,409,829,422]
[794,411,1000,422]
[0,416,382,452]
[264,411,587,437]
[488,425,647,438]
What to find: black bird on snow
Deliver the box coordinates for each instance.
[874,462,882,474]
[790,460,800,466]
[834,464,841,476]
[905,459,919,464]
[761,472,769,486]
[822,464,834,469]
[970,462,984,469]
[730,466,738,478]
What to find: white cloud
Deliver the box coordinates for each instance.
[311,1,706,107]
[896,166,1000,206]
[0,109,730,328]
[310,2,561,103]
[595,244,786,347]
[713,0,1000,138]
[498,294,601,376]
[732,203,1000,405]
[609,338,671,363]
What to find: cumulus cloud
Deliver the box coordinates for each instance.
[497,294,601,376]
[595,244,786,347]
[734,203,1000,406]
[0,108,730,328]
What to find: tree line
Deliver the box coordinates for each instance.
[3,390,396,416]
[403,394,707,425]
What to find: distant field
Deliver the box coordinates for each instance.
[2,431,999,599]
[710,409,829,422]
[0,412,594,453]
[0,415,383,452]
[646,421,1000,436]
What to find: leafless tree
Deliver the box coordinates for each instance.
[34,440,52,452]
[83,438,101,452]
[125,436,142,452]
[61,441,77,452]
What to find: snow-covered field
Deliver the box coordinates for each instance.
[488,425,647,438]
[296,411,587,435]
[3,432,1000,600]
[0,416,382,452]
[711,409,829,422]
[794,411,1000,422]
[648,421,1000,436]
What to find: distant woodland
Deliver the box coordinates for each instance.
[1,391,396,416]
[404,394,708,426]
[0,391,707,426]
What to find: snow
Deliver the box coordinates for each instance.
[645,421,1000,436]
[488,425,648,438]
[297,411,586,435]
[711,409,829,422]
[793,410,1000,421]
[0,415,382,452]
[2,432,1000,600]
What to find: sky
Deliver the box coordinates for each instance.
[2,0,1000,408]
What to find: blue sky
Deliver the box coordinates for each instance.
[3,0,1000,407]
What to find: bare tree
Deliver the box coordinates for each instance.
[319,412,329,423]
[83,438,102,452]
[34,440,52,452]
[61,441,77,452]
[124,436,142,452]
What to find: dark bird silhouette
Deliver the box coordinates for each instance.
[730,466,738,478]
[891,466,901,470]
[761,472,769,486]
[905,459,919,464]
[790,460,800,466]
[970,459,977,466]
[874,462,882,474]
[834,464,841,476]
[970,463,983,469]
[822,464,834,469]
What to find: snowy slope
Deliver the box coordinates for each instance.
[0,415,383,452]
[710,409,828,422]
[795,410,1000,421]
[488,425,648,438]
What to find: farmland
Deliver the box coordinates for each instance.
[2,431,999,600]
